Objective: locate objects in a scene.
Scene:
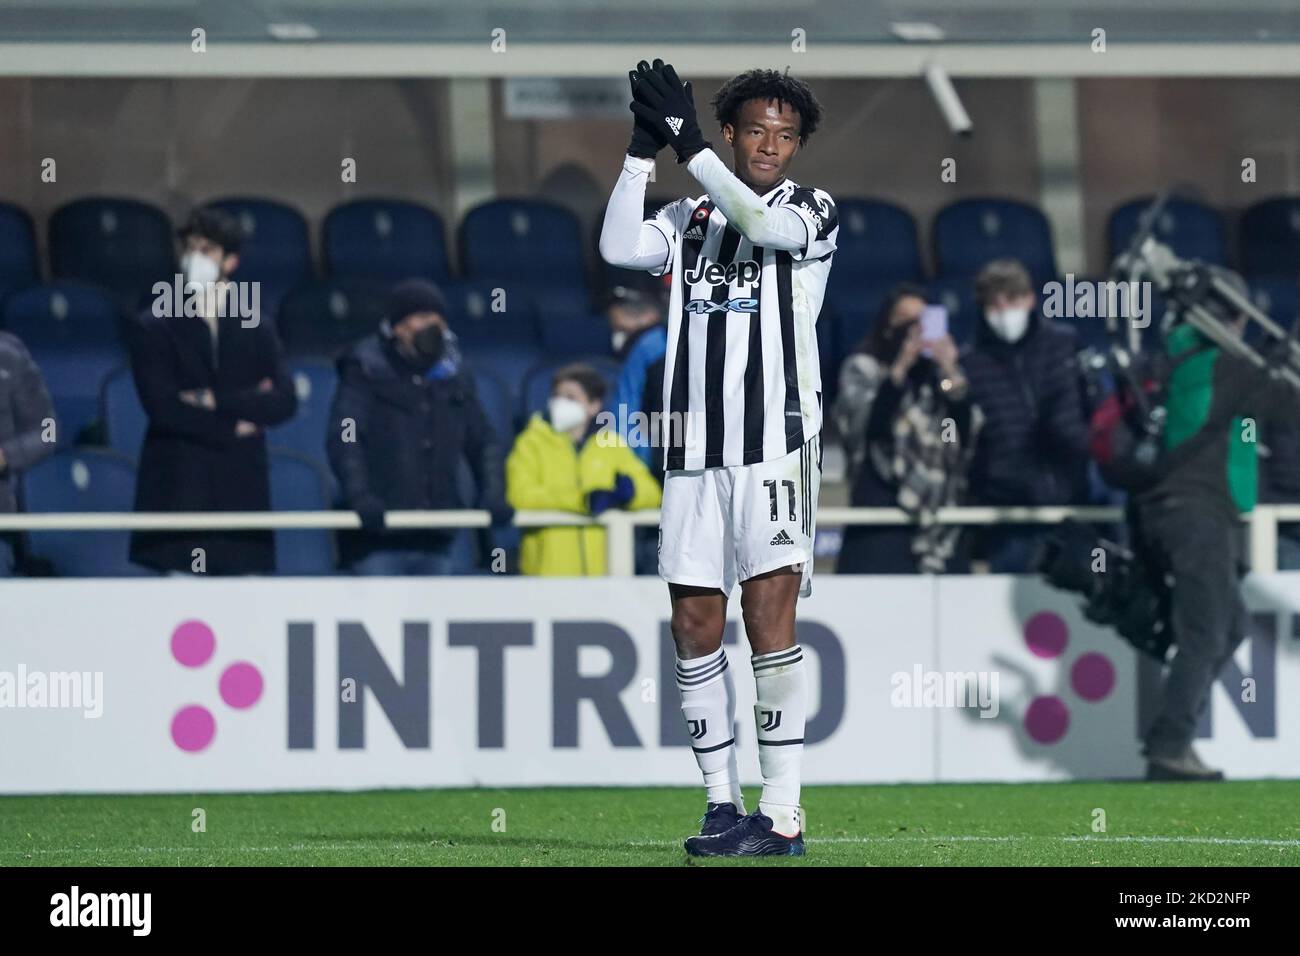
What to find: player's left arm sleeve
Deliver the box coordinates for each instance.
[685,147,838,261]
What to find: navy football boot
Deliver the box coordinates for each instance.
[684,809,805,857]
[697,801,742,836]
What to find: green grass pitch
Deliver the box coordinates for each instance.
[3,780,1297,866]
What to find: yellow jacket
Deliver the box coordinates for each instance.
[506,414,662,576]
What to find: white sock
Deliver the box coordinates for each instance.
[752,645,806,836]
[676,647,744,811]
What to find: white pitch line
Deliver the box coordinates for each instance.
[7,834,1296,855]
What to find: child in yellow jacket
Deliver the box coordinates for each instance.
[506,363,661,575]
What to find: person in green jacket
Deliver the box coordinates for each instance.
[1132,268,1300,781]
[506,363,661,576]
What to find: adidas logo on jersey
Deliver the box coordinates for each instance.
[666,116,684,135]
[683,224,705,240]
[770,529,795,546]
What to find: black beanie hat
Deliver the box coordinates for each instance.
[388,278,448,326]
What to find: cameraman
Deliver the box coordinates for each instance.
[1132,268,1300,781]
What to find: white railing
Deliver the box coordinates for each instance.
[2,505,1298,575]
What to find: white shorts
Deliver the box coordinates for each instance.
[658,433,822,598]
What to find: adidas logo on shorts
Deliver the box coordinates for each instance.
[770,529,794,546]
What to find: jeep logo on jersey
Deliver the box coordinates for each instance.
[684,258,760,287]
[685,297,758,314]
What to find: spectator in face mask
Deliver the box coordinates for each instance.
[128,207,297,575]
[506,363,661,576]
[606,280,665,361]
[960,258,1090,572]
[327,278,513,575]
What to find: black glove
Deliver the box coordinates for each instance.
[627,65,668,159]
[630,59,710,164]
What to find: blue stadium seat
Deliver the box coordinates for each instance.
[470,365,516,446]
[927,276,980,347]
[49,198,175,310]
[21,448,149,576]
[206,198,313,323]
[1108,197,1226,266]
[933,198,1057,286]
[5,283,134,445]
[535,288,610,358]
[267,359,338,468]
[100,365,146,459]
[0,202,39,306]
[323,199,451,283]
[268,448,337,575]
[822,280,894,368]
[1248,276,1298,331]
[835,199,924,284]
[443,280,541,349]
[277,277,388,356]
[519,356,621,426]
[1240,198,1300,278]
[460,199,587,292]
[1,281,122,348]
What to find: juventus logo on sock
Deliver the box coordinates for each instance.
[686,718,708,740]
[759,709,783,732]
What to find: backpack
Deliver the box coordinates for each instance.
[1088,344,1220,493]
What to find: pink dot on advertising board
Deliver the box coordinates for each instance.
[219,662,264,709]
[1023,612,1068,659]
[171,705,216,752]
[1071,652,1116,701]
[1024,695,1070,744]
[171,620,215,667]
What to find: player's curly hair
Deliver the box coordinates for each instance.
[710,67,824,146]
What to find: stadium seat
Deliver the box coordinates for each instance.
[933,198,1057,287]
[460,199,587,292]
[519,356,620,425]
[267,359,338,468]
[268,448,337,575]
[534,287,610,358]
[277,277,388,356]
[822,280,894,368]
[1247,276,1298,331]
[0,201,39,306]
[205,198,313,322]
[443,280,541,349]
[49,198,175,311]
[323,199,451,283]
[99,365,147,459]
[1,281,123,348]
[9,284,127,444]
[835,199,924,284]
[1240,198,1300,278]
[469,365,516,446]
[1107,197,1226,266]
[21,448,149,576]
[926,276,980,347]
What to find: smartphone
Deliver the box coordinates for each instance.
[919,305,948,357]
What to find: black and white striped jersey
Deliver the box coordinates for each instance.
[645,179,837,471]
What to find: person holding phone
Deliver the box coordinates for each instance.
[833,283,981,573]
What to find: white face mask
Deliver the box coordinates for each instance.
[985,306,1031,343]
[611,330,629,354]
[180,250,221,287]
[548,396,588,433]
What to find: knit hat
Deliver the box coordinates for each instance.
[387,278,448,326]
